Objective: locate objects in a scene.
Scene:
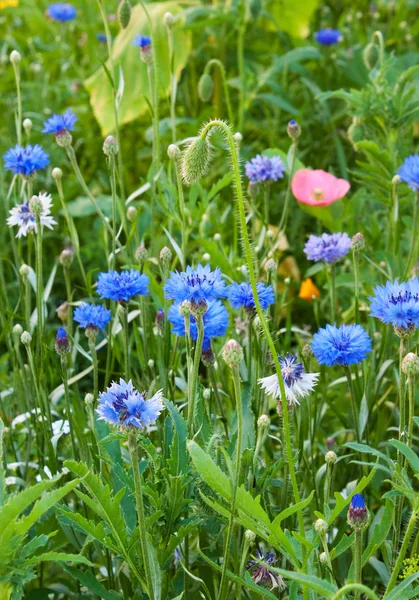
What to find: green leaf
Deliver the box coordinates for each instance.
[84,2,192,135]
[164,399,189,476]
[24,552,93,566]
[263,0,321,38]
[271,491,314,527]
[390,440,419,474]
[385,571,419,599]
[327,468,376,525]
[62,565,123,599]
[362,499,393,566]
[269,567,337,597]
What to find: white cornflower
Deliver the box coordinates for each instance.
[258,353,319,406]
[7,192,56,238]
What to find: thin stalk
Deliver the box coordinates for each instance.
[122,304,130,381]
[89,337,99,403]
[204,59,234,125]
[61,355,79,460]
[198,119,308,595]
[63,265,73,337]
[278,141,297,233]
[385,509,418,596]
[173,157,187,268]
[128,432,154,599]
[34,215,44,363]
[263,183,270,226]
[353,249,360,323]
[405,190,419,279]
[237,22,246,132]
[331,585,379,600]
[353,530,363,599]
[187,314,204,434]
[219,365,243,600]
[406,375,415,455]
[166,22,177,142]
[12,57,22,145]
[344,366,361,442]
[324,461,334,504]
[147,62,161,166]
[23,276,31,332]
[329,262,336,323]
[109,154,118,269]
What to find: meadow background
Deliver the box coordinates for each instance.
[1,0,419,599]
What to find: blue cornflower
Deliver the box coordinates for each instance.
[47,3,77,22]
[248,548,286,591]
[97,378,164,429]
[73,303,112,330]
[132,34,151,48]
[97,33,108,43]
[168,300,229,351]
[43,109,78,134]
[397,155,419,191]
[312,323,372,367]
[304,232,351,263]
[369,278,419,329]
[97,269,149,302]
[228,281,275,312]
[315,28,343,46]
[351,494,365,509]
[55,327,71,355]
[4,144,49,177]
[164,264,227,306]
[245,155,285,183]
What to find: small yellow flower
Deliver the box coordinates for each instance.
[299,278,320,302]
[0,0,19,8]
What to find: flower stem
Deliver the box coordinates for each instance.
[331,585,379,600]
[219,365,243,600]
[63,265,73,337]
[353,250,360,323]
[405,190,419,279]
[237,21,246,132]
[353,530,363,599]
[34,215,44,364]
[147,62,161,166]
[198,119,308,595]
[385,509,419,596]
[12,58,22,146]
[122,304,130,381]
[108,154,118,269]
[278,141,298,233]
[172,157,187,268]
[89,338,99,403]
[61,355,79,460]
[406,375,415,455]
[128,432,154,599]
[187,314,204,435]
[204,59,234,125]
[344,366,361,442]
[329,262,336,323]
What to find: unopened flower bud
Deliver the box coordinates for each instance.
[60,248,74,268]
[117,0,131,29]
[55,328,71,355]
[29,195,42,216]
[23,118,32,135]
[287,119,301,140]
[155,308,164,333]
[190,301,208,318]
[402,352,419,376]
[363,42,380,71]
[314,518,328,536]
[203,253,210,262]
[163,11,175,27]
[347,494,369,531]
[10,50,21,65]
[19,263,29,278]
[179,300,191,317]
[57,301,69,322]
[222,339,244,369]
[319,552,327,564]
[148,359,155,369]
[85,325,99,342]
[203,388,211,400]
[181,136,212,185]
[233,132,243,144]
[135,245,148,264]
[201,348,215,367]
[351,232,365,252]
[326,437,335,449]
[127,206,138,223]
[302,344,313,362]
[21,331,32,345]
[52,167,63,180]
[85,393,94,405]
[56,129,73,148]
[167,144,181,160]
[13,324,23,338]
[284,277,291,285]
[265,258,277,273]
[103,135,119,156]
[394,324,415,339]
[244,530,256,544]
[198,73,214,102]
[214,233,221,242]
[392,174,401,186]
[325,450,337,465]
[160,246,172,268]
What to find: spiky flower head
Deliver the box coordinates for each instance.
[74,303,112,330]
[97,379,165,429]
[97,269,149,302]
[325,450,337,465]
[248,548,286,591]
[160,246,172,268]
[245,154,285,183]
[168,300,229,351]
[181,135,213,185]
[304,232,351,263]
[4,144,49,178]
[103,135,119,157]
[21,331,32,345]
[347,494,369,531]
[222,339,244,369]
[164,264,227,306]
[314,518,328,536]
[228,281,275,313]
[351,232,365,252]
[55,328,71,355]
[369,278,419,330]
[259,353,319,407]
[402,352,419,376]
[7,193,56,238]
[312,323,372,367]
[287,119,301,140]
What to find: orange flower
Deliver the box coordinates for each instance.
[299,278,320,302]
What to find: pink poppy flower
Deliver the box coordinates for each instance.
[291,169,350,206]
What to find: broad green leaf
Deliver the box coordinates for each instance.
[362,500,393,566]
[164,399,189,476]
[384,571,419,599]
[62,565,123,600]
[263,0,321,38]
[84,2,193,135]
[390,439,419,474]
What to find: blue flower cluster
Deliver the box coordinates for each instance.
[43,109,78,135]
[132,34,151,48]
[245,155,285,183]
[168,300,229,350]
[315,29,342,46]
[304,232,351,263]
[4,144,49,177]
[97,379,164,429]
[228,281,274,311]
[312,323,372,366]
[397,155,419,191]
[369,277,419,329]
[164,264,227,305]
[47,3,77,22]
[74,303,112,330]
[98,269,149,302]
